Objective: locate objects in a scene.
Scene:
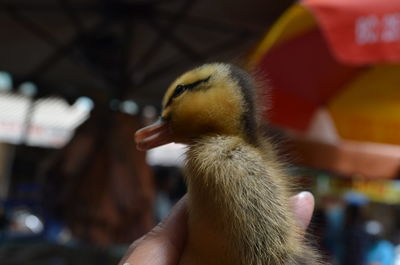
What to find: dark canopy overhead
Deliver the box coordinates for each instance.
[0,0,294,105]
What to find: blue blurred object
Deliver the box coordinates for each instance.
[343,191,369,206]
[367,240,395,265]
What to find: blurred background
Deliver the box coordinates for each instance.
[0,0,399,264]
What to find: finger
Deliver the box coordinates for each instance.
[291,191,315,231]
[120,196,188,265]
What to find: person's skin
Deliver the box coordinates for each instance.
[120,191,315,265]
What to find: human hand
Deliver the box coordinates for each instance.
[119,191,315,265]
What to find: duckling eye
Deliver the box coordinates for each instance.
[172,84,186,99]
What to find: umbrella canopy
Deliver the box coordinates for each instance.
[250,0,400,178]
[0,0,294,105]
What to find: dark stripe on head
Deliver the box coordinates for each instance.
[228,64,258,146]
[164,76,211,108]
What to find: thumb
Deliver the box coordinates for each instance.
[291,191,315,231]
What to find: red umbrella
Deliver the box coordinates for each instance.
[250,0,400,179]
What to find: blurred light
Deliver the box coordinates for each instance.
[12,209,44,235]
[120,100,139,115]
[143,105,157,119]
[19,82,37,97]
[0,71,12,92]
[58,228,73,244]
[365,220,382,235]
[74,97,94,111]
[25,214,44,234]
[0,94,91,148]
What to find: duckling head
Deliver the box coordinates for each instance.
[135,63,260,150]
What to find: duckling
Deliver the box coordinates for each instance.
[135,63,323,265]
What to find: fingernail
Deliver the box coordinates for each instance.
[297,191,312,199]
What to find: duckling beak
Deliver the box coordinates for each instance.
[135,118,173,151]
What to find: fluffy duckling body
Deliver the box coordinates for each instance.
[135,63,322,265]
